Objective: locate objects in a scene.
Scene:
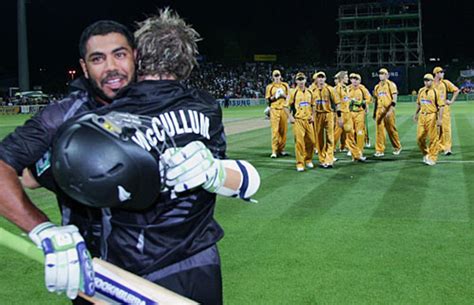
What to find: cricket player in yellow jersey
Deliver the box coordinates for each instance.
[266,70,290,158]
[413,74,445,165]
[373,68,402,157]
[285,72,316,172]
[432,66,460,155]
[331,75,345,152]
[310,71,338,168]
[348,73,372,153]
[333,71,366,161]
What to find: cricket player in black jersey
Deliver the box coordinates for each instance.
[0,20,137,302]
[3,9,260,305]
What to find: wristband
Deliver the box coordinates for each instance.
[391,101,396,107]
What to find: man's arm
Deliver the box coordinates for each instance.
[284,89,295,123]
[413,91,421,122]
[446,81,460,105]
[0,95,95,299]
[284,107,295,124]
[21,168,41,189]
[265,85,278,104]
[0,161,48,232]
[437,106,444,126]
[386,82,398,117]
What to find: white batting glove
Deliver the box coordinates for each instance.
[161,141,225,193]
[29,222,95,299]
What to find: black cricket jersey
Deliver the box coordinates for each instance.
[90,80,226,275]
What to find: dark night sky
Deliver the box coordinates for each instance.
[0,0,473,80]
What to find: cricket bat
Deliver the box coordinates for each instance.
[0,227,198,305]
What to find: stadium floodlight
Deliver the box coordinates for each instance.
[17,0,30,91]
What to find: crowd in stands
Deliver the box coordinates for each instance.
[185,62,321,99]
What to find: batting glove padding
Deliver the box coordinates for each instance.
[161,141,260,200]
[28,222,95,299]
[162,141,226,193]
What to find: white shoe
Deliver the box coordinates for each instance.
[393,148,402,155]
[333,157,339,162]
[374,152,384,157]
[358,156,367,162]
[444,150,452,156]
[365,141,371,148]
[314,150,318,155]
[305,162,314,169]
[347,151,352,157]
[279,151,290,157]
[425,157,436,166]
[270,153,277,158]
[423,155,427,164]
[296,167,305,172]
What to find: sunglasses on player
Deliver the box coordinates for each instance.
[296,77,306,81]
[273,74,281,77]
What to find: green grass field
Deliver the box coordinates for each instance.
[1,101,473,304]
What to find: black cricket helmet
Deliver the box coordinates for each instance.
[52,111,174,210]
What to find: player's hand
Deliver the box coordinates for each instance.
[161,141,225,193]
[308,116,314,124]
[28,222,95,299]
[275,88,284,99]
[413,114,418,122]
[289,116,295,124]
[446,99,453,105]
[437,119,442,127]
[385,108,392,118]
[338,118,344,128]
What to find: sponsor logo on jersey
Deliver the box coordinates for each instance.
[316,100,327,105]
[35,150,51,176]
[421,99,433,105]
[299,101,309,107]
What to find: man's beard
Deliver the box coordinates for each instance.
[88,78,113,104]
[87,71,135,104]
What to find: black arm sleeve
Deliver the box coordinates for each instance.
[0,92,90,174]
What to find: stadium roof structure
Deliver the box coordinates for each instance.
[336,1,424,67]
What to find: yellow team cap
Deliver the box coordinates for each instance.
[433,67,444,74]
[423,73,434,81]
[272,70,281,76]
[350,73,361,80]
[295,72,306,79]
[315,71,326,78]
[378,68,389,74]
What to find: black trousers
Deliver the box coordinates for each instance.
[74,245,222,305]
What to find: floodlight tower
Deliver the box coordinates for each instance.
[18,0,30,91]
[336,0,424,68]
